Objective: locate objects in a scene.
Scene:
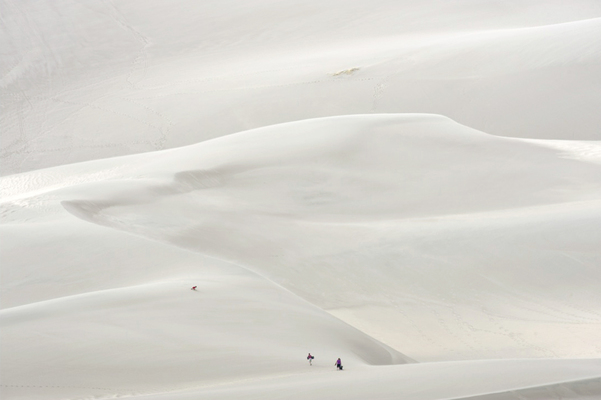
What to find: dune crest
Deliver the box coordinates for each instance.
[3,1,601,399]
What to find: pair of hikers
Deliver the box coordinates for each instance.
[306,353,343,370]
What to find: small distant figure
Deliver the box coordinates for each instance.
[335,358,343,370]
[191,286,197,291]
[307,353,314,365]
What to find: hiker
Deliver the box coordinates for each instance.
[191,286,197,290]
[335,358,343,370]
[307,353,314,365]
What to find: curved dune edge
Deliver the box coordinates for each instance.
[447,376,601,400]
[3,113,600,357]
[64,359,601,400]
[2,358,600,400]
[2,114,601,400]
[3,1,601,398]
[3,2,601,175]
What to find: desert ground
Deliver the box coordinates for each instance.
[2,1,601,399]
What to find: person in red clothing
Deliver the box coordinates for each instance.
[307,353,314,365]
[191,286,197,290]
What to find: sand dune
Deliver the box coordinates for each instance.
[2,265,410,398]
[131,359,601,400]
[50,115,601,362]
[2,114,601,399]
[2,2,601,399]
[2,1,601,174]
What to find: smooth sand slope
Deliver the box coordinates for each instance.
[2,0,601,174]
[2,114,601,399]
[2,1,601,399]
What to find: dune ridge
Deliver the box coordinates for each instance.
[2,114,601,399]
[3,1,601,175]
[3,1,601,399]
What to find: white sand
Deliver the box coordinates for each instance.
[3,0,601,175]
[2,2,601,400]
